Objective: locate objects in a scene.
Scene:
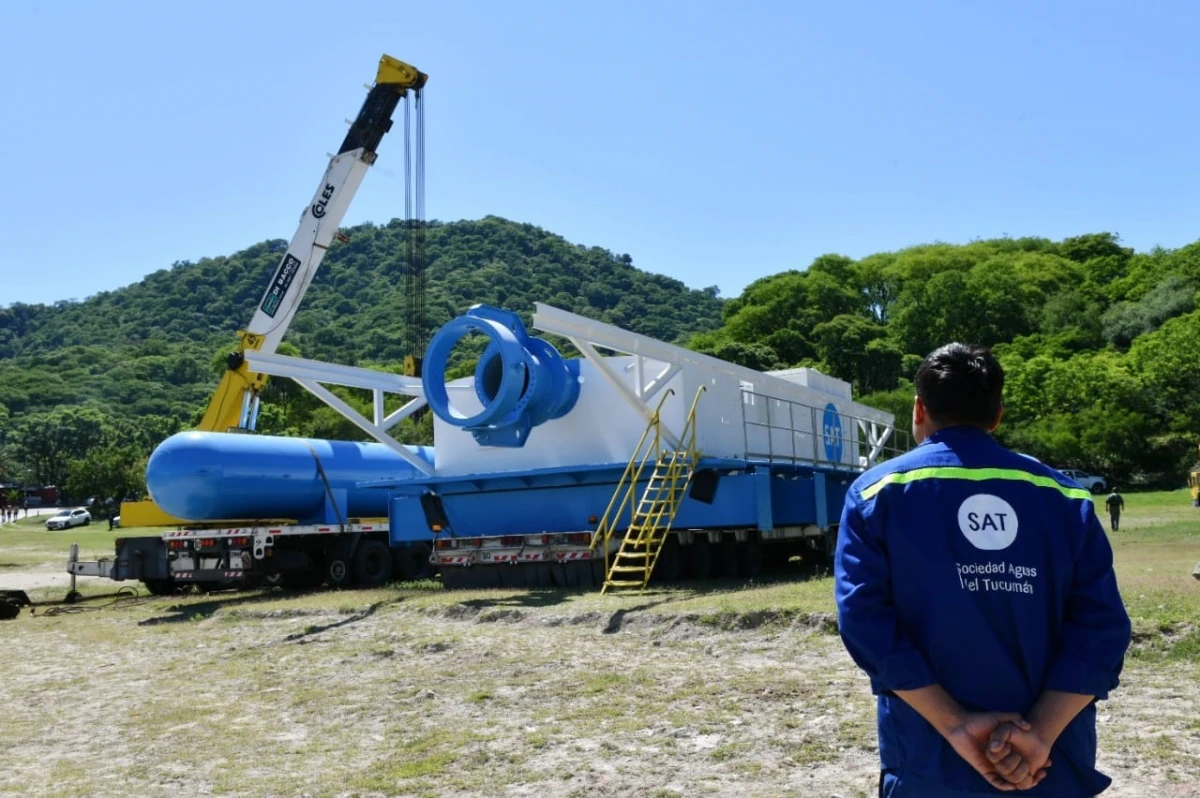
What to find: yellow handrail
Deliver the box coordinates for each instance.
[591,389,676,562]
[632,386,706,582]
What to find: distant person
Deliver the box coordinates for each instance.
[835,342,1132,796]
[1105,488,1125,532]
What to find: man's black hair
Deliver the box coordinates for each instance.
[914,342,1004,428]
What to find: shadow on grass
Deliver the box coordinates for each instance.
[447,561,834,625]
[136,584,400,627]
[457,590,579,611]
[138,590,292,626]
[602,599,675,634]
[282,601,383,642]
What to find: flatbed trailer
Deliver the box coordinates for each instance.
[67,520,434,595]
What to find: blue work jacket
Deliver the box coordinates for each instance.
[834,426,1132,797]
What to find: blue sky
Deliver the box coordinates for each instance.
[3,0,1199,307]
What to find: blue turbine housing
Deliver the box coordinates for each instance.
[423,305,580,447]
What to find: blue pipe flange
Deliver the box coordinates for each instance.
[423,305,580,447]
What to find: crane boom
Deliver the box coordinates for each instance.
[124,54,427,527]
[198,54,427,436]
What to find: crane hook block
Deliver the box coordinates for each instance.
[423,305,580,447]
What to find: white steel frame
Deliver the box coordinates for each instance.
[240,303,897,475]
[245,351,436,475]
[531,302,896,461]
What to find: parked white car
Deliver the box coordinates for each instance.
[44,508,91,530]
[1059,468,1107,494]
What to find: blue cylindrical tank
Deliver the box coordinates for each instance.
[146,431,435,522]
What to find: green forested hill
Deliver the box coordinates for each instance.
[2,222,1197,502]
[688,232,1200,487]
[0,216,724,497]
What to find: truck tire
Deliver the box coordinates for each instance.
[248,572,285,589]
[713,535,739,578]
[282,553,327,590]
[684,537,713,579]
[736,539,763,579]
[142,579,176,596]
[651,535,682,583]
[394,542,435,582]
[440,565,472,589]
[352,539,393,587]
[591,557,607,587]
[498,563,525,588]
[0,600,21,621]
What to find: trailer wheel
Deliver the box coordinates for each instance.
[249,572,285,589]
[561,561,583,589]
[0,600,21,621]
[395,542,435,582]
[352,539,393,587]
[736,539,763,580]
[141,579,176,596]
[282,554,327,590]
[473,565,504,589]
[714,536,739,578]
[440,565,472,589]
[651,535,682,583]
[684,537,713,580]
[497,563,525,588]
[548,562,571,588]
[590,557,607,588]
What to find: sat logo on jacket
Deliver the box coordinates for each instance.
[957,494,1019,550]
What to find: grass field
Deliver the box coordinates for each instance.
[2,490,1198,628]
[0,490,1197,797]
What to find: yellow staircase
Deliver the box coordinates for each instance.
[594,386,705,594]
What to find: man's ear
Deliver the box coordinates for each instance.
[987,405,1005,432]
[913,396,925,425]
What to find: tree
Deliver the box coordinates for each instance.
[65,447,145,510]
[13,406,114,490]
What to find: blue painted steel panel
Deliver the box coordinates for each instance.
[770,472,820,528]
[825,471,855,526]
[813,471,828,529]
[385,459,856,543]
[146,431,435,522]
[753,468,773,532]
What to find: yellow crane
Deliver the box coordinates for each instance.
[121,54,428,527]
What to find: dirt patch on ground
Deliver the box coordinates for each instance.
[0,587,1197,798]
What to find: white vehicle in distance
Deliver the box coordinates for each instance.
[44,508,92,530]
[1059,468,1108,495]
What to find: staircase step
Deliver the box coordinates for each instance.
[604,579,645,588]
[609,565,650,573]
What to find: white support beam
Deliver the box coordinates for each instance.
[246,351,424,396]
[642,363,680,401]
[569,337,680,450]
[857,419,893,466]
[373,389,385,427]
[534,302,894,426]
[295,379,434,476]
[382,396,428,431]
[871,422,893,464]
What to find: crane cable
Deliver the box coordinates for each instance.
[403,90,428,371]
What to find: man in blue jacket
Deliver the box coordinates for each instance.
[835,343,1131,796]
